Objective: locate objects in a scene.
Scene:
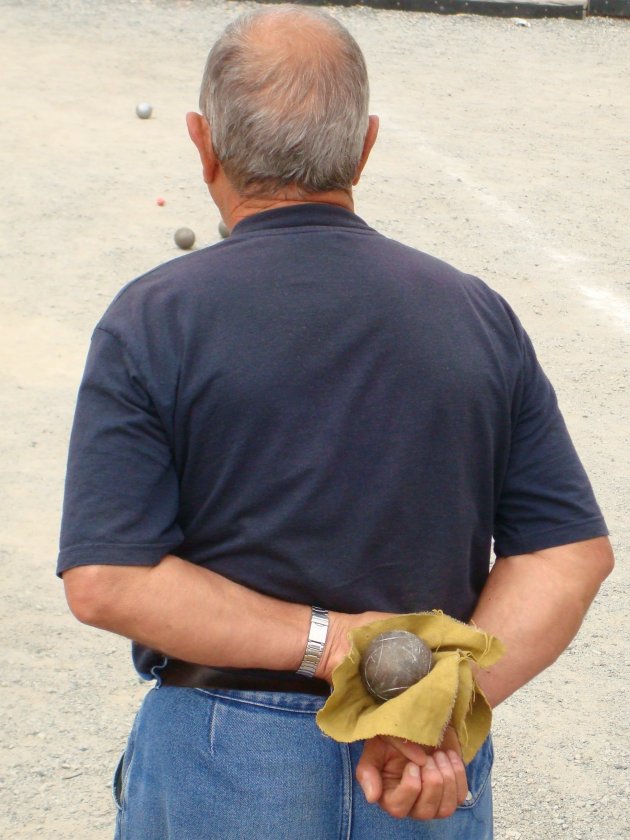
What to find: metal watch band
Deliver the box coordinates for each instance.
[296,607,330,678]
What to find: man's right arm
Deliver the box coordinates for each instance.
[63,553,362,678]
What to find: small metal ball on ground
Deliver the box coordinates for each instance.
[360,630,433,703]
[174,227,195,250]
[136,102,153,119]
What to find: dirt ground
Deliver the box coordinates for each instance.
[1,1,628,838]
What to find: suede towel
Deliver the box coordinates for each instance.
[316,612,505,764]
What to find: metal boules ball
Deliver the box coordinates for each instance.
[360,630,433,703]
[218,220,230,239]
[174,227,195,250]
[136,102,153,119]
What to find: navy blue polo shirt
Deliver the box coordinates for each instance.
[57,204,607,676]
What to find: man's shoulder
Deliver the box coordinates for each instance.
[380,235,513,310]
[97,242,233,335]
[112,243,227,303]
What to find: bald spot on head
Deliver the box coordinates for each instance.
[248,6,341,51]
[200,5,370,196]
[240,9,352,120]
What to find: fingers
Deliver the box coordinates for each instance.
[448,749,469,805]
[356,762,382,805]
[357,737,426,815]
[417,752,458,820]
[407,749,467,820]
[378,761,423,819]
[381,736,428,768]
[357,736,469,822]
[356,737,387,803]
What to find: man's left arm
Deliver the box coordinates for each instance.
[353,535,614,820]
[470,535,614,708]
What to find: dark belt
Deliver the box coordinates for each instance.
[160,659,331,697]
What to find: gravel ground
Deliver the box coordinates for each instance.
[1,2,628,838]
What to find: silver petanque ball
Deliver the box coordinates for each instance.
[174,227,195,250]
[136,102,153,119]
[218,220,230,239]
[360,630,433,703]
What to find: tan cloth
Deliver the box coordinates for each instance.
[316,612,504,764]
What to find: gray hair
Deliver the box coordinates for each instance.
[199,5,370,196]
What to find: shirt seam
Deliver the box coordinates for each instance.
[495,517,608,557]
[93,325,152,387]
[60,540,180,552]
[231,224,376,240]
[497,514,605,542]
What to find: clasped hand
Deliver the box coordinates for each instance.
[319,612,468,820]
[356,726,468,821]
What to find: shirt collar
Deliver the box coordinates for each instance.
[230,203,372,236]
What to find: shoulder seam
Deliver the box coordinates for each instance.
[93,325,153,396]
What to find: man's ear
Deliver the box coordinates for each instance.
[352,115,379,186]
[186,112,219,185]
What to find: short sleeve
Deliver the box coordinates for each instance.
[493,329,607,557]
[57,327,184,576]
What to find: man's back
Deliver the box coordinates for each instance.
[60,204,600,636]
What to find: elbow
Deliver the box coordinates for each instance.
[577,536,615,608]
[62,565,122,628]
[596,537,615,584]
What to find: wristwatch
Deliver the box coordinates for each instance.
[297,606,329,678]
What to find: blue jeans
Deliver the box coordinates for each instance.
[113,685,493,839]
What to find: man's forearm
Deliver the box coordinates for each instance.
[471,536,613,708]
[64,556,314,672]
[63,555,373,680]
